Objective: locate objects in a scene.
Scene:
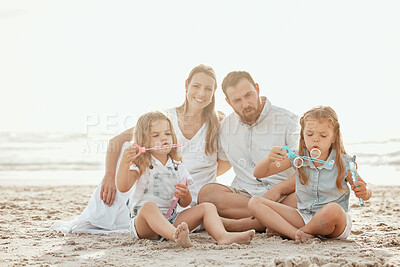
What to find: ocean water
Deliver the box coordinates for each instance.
[0,132,399,186]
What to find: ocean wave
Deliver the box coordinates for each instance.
[0,132,89,144]
[347,138,400,145]
[0,161,103,171]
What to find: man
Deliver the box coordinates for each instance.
[198,71,299,231]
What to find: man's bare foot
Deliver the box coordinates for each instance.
[173,222,192,248]
[217,229,256,245]
[294,230,314,244]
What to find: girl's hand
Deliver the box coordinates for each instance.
[346,170,372,200]
[174,183,190,199]
[122,145,139,165]
[269,146,288,163]
[351,181,369,199]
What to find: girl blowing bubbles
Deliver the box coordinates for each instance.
[249,106,372,243]
[117,111,255,248]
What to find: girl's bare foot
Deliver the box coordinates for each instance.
[173,222,192,248]
[217,229,256,245]
[265,228,280,237]
[294,230,314,244]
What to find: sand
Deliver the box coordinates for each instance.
[0,184,399,266]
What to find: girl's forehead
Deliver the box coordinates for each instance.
[150,119,170,130]
[304,118,333,130]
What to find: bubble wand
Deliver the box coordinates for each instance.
[131,143,184,158]
[276,146,335,168]
[348,156,364,206]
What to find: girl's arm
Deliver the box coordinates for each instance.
[254,146,291,178]
[346,171,372,201]
[116,145,139,193]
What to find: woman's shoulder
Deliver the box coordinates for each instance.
[217,110,226,121]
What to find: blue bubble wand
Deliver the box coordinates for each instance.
[348,156,364,206]
[278,146,334,168]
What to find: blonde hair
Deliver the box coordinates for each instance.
[179,64,220,155]
[133,111,181,176]
[298,106,347,191]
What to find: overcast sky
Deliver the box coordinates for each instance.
[1,0,399,142]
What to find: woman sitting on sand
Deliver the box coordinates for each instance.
[51,64,231,233]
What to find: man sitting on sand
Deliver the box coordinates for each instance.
[198,71,299,232]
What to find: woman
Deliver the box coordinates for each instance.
[51,64,231,233]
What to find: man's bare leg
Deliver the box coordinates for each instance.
[198,183,251,219]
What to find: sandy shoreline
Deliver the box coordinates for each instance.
[0,184,399,266]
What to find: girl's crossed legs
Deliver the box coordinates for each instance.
[134,202,255,248]
[247,196,348,243]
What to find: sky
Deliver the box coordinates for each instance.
[1,0,399,143]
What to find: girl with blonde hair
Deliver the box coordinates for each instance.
[51,64,230,234]
[116,111,254,247]
[249,106,372,243]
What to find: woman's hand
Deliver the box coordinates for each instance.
[100,174,117,206]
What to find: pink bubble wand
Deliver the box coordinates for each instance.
[131,143,184,157]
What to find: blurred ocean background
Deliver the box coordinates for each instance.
[0,131,399,186]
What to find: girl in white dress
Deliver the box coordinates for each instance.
[118,111,254,247]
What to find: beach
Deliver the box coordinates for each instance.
[0,184,399,266]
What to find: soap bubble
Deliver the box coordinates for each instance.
[238,158,247,168]
[276,161,281,167]
[310,148,321,159]
[293,157,304,168]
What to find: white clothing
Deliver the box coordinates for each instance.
[50,142,134,234]
[127,155,193,216]
[218,97,299,196]
[51,106,218,235]
[166,108,218,206]
[127,155,193,238]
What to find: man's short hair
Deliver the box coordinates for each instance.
[221,71,257,98]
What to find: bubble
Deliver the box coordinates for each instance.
[293,157,304,168]
[276,161,281,167]
[310,148,321,159]
[238,158,247,168]
[329,160,335,166]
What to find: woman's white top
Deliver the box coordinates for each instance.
[166,108,218,207]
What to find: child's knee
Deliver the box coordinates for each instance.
[198,202,217,213]
[139,202,159,214]
[320,202,345,221]
[247,196,263,213]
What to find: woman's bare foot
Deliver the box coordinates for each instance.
[173,222,192,248]
[217,229,256,245]
[294,230,314,244]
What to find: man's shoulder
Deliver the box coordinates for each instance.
[269,104,299,123]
